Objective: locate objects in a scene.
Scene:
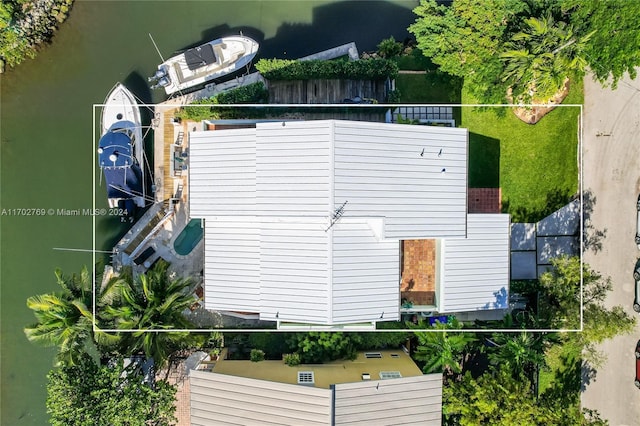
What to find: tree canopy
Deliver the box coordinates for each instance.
[24,267,120,366]
[412,318,476,375]
[46,353,177,426]
[562,0,640,86]
[101,260,199,369]
[409,0,640,103]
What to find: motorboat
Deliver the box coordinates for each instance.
[98,83,146,211]
[149,35,259,95]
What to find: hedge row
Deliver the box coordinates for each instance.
[255,58,398,81]
[175,81,269,121]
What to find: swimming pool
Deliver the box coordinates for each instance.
[174,219,203,255]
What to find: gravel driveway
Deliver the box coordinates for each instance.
[581,69,640,425]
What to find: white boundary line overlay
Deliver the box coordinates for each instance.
[92,102,584,333]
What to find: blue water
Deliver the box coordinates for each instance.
[174,219,204,255]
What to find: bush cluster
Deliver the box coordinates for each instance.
[175,82,269,121]
[249,349,265,362]
[283,353,300,366]
[255,58,398,81]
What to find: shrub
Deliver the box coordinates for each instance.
[175,82,269,121]
[283,353,301,366]
[377,36,403,58]
[256,58,398,81]
[254,58,296,74]
[250,349,265,362]
[213,81,269,104]
[387,89,402,103]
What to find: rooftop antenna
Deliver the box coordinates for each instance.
[325,201,348,232]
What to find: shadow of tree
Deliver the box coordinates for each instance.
[502,188,574,223]
[582,189,607,253]
[540,349,583,406]
[580,360,598,392]
[468,132,500,188]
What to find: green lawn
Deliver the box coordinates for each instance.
[461,79,583,222]
[395,73,462,104]
[393,49,462,104]
[392,48,582,223]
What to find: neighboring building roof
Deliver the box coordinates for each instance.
[189,120,469,326]
[190,371,332,426]
[189,350,442,426]
[439,214,511,313]
[333,375,442,426]
[210,349,423,388]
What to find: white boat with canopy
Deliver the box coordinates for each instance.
[149,35,259,95]
[98,83,146,210]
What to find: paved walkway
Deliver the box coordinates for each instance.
[580,69,640,425]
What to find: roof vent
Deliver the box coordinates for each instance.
[297,371,314,385]
[380,371,402,379]
[365,352,382,359]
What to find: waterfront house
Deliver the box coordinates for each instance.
[189,349,442,425]
[189,120,510,329]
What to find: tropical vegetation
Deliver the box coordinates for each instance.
[46,352,177,426]
[24,266,120,366]
[409,0,640,105]
[100,260,200,369]
[255,57,398,80]
[429,257,632,424]
[411,318,475,375]
[0,0,74,70]
[174,81,269,121]
[224,331,410,364]
[25,261,218,424]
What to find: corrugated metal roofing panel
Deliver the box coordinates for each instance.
[259,220,330,324]
[256,121,332,217]
[202,220,260,313]
[331,220,400,323]
[189,129,256,217]
[439,214,511,313]
[333,374,442,425]
[332,121,468,240]
[190,371,331,426]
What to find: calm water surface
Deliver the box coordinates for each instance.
[0,1,418,423]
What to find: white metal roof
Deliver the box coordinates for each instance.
[189,120,469,325]
[189,370,442,426]
[333,374,443,426]
[439,214,511,313]
[190,370,331,426]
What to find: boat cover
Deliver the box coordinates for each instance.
[98,129,143,200]
[98,130,135,167]
[185,44,217,70]
[103,164,143,200]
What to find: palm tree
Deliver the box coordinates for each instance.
[412,318,476,375]
[24,267,121,366]
[501,13,593,102]
[486,331,546,381]
[103,260,197,369]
